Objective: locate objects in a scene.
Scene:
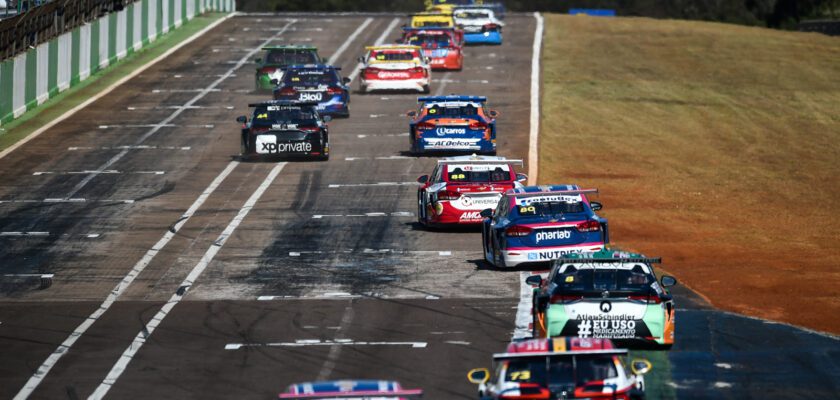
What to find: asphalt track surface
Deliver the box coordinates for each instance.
[0,13,839,400]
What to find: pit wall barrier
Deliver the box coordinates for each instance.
[0,0,235,125]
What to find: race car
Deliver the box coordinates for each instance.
[236,100,329,161]
[407,95,499,155]
[481,185,609,268]
[278,380,423,399]
[417,155,526,227]
[410,11,456,28]
[254,46,322,91]
[454,6,504,44]
[426,0,506,19]
[401,27,464,70]
[526,250,678,349]
[358,45,431,93]
[273,64,351,117]
[467,337,651,400]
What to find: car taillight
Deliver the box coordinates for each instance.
[576,220,601,232]
[410,66,425,74]
[251,127,270,134]
[437,190,461,201]
[277,87,296,96]
[260,67,276,74]
[628,295,662,304]
[483,23,499,31]
[550,294,583,303]
[505,225,533,237]
[326,87,343,95]
[469,120,487,130]
[416,122,435,130]
[300,127,320,133]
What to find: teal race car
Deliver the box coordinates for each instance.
[527,249,678,349]
[254,46,322,91]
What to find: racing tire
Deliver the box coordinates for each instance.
[317,154,329,161]
[422,85,430,94]
[417,193,426,226]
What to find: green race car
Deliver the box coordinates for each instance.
[255,46,322,91]
[527,249,678,349]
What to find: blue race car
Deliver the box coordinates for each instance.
[278,380,423,399]
[406,95,499,155]
[480,185,609,268]
[273,64,351,117]
[454,6,504,45]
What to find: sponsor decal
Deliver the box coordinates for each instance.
[436,127,467,136]
[517,195,582,206]
[257,136,313,154]
[535,229,572,243]
[430,58,445,64]
[424,138,479,148]
[460,211,483,221]
[460,196,498,207]
[298,92,324,102]
[526,248,585,261]
[576,319,637,339]
[377,71,411,79]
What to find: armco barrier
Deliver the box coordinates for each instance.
[0,0,234,125]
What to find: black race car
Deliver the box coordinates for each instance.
[236,100,330,161]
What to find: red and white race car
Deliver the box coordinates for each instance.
[401,28,464,71]
[358,45,431,93]
[417,155,526,227]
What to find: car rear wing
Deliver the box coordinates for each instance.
[402,26,458,31]
[280,65,341,71]
[554,257,662,264]
[278,390,423,399]
[493,349,628,360]
[262,45,318,51]
[437,159,523,166]
[418,95,487,103]
[248,100,320,108]
[365,45,422,51]
[507,189,598,198]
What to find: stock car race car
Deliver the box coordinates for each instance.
[236,100,330,161]
[527,250,678,349]
[454,6,504,44]
[410,11,456,28]
[358,45,431,93]
[467,337,651,400]
[407,95,499,155]
[426,0,506,19]
[481,185,609,268]
[254,46,322,91]
[416,156,526,227]
[273,64,351,117]
[401,28,464,70]
[279,380,423,399]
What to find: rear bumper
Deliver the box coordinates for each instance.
[502,243,606,267]
[362,78,428,92]
[429,56,462,70]
[416,138,495,153]
[464,31,502,44]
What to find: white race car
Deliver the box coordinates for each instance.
[358,45,431,93]
[453,7,504,44]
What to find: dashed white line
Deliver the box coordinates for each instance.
[0,198,135,204]
[328,182,416,188]
[0,232,100,238]
[33,170,165,176]
[311,212,414,219]
[68,146,191,151]
[225,340,427,350]
[355,133,408,138]
[344,155,412,161]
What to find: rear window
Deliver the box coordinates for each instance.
[284,70,339,86]
[446,165,511,182]
[503,355,617,387]
[252,105,317,124]
[552,266,655,295]
[516,201,585,216]
[407,34,452,48]
[370,51,417,61]
[266,50,318,65]
[426,104,479,117]
[455,11,491,19]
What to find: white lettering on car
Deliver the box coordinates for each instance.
[436,127,467,135]
[298,92,324,102]
[535,229,572,243]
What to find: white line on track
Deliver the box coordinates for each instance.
[33,170,165,176]
[125,105,233,110]
[97,124,212,129]
[89,162,287,399]
[287,249,453,256]
[0,13,236,161]
[68,146,191,151]
[225,340,428,350]
[433,72,453,96]
[355,132,409,138]
[12,160,240,399]
[347,18,402,82]
[0,232,100,238]
[344,155,411,161]
[62,19,295,200]
[327,17,373,65]
[327,182,416,188]
[0,198,135,204]
[513,12,545,341]
[311,212,413,219]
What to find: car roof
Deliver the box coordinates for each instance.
[496,337,625,359]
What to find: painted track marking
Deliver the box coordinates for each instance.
[326,17,373,64]
[327,182,416,188]
[33,170,165,176]
[311,212,414,219]
[89,163,287,399]
[225,340,428,350]
[347,17,402,82]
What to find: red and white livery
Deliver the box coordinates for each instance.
[417,155,526,227]
[358,45,431,93]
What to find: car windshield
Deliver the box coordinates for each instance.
[252,105,317,124]
[408,34,452,48]
[447,166,510,182]
[284,70,339,86]
[266,50,318,65]
[371,51,417,61]
[516,201,586,216]
[426,104,479,117]
[552,265,655,295]
[503,355,618,388]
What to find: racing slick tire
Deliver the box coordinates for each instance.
[422,84,430,94]
[417,193,427,226]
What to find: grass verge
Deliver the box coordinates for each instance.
[539,14,840,334]
[0,13,228,153]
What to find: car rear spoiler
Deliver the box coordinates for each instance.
[508,189,598,198]
[262,45,318,51]
[365,45,422,51]
[418,95,487,103]
[280,65,341,71]
[493,349,628,360]
[554,257,663,264]
[248,100,320,107]
[437,159,523,166]
[278,390,423,399]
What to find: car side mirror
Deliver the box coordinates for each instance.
[661,275,677,287]
[417,175,429,184]
[357,56,365,63]
[515,173,528,182]
[424,56,432,64]
[479,208,493,218]
[323,115,332,122]
[525,275,542,286]
[342,77,351,85]
[467,368,490,385]
[255,58,262,64]
[406,110,417,117]
[236,116,247,123]
[631,359,652,375]
[590,201,602,211]
[270,79,279,86]
[488,109,499,118]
